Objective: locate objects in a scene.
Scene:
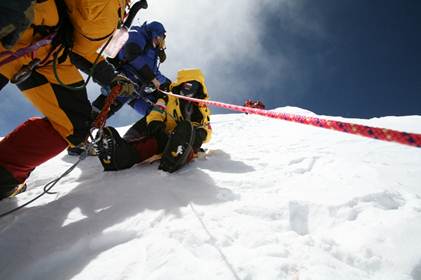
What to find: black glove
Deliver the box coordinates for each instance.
[123,42,143,62]
[0,1,34,49]
[147,121,168,151]
[192,128,207,152]
[159,79,171,92]
[111,74,136,97]
[70,53,117,87]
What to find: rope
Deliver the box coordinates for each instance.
[52,35,113,91]
[0,4,137,217]
[92,84,123,129]
[0,83,123,218]
[0,34,54,67]
[187,202,242,280]
[0,153,85,218]
[159,90,421,149]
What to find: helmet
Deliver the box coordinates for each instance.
[146,21,166,38]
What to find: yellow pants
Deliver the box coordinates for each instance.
[0,50,92,146]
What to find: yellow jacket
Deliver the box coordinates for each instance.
[65,0,124,63]
[0,0,123,81]
[147,69,212,143]
[0,0,125,143]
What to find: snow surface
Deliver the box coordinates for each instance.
[1,107,421,280]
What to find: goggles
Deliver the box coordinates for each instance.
[180,81,201,98]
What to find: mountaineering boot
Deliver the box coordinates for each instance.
[0,165,21,200]
[159,120,195,173]
[8,183,27,198]
[96,127,141,171]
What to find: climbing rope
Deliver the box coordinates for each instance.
[0,34,54,67]
[0,153,86,218]
[52,35,113,91]
[0,83,124,218]
[159,90,421,149]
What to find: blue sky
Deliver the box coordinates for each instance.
[1,0,420,136]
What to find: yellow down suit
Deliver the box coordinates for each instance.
[147,68,212,143]
[0,0,126,198]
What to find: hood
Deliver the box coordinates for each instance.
[145,21,166,38]
[171,68,209,99]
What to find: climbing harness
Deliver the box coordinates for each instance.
[0,35,54,67]
[10,58,42,84]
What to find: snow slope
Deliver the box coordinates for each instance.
[1,108,421,280]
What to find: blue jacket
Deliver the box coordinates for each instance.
[118,23,168,86]
[104,23,169,116]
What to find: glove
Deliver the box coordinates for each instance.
[111,74,136,97]
[192,128,207,152]
[147,121,168,151]
[159,79,171,91]
[151,78,160,90]
[0,1,34,49]
[122,42,142,62]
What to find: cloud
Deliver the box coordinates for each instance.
[1,0,330,135]
[136,0,284,102]
[133,0,328,107]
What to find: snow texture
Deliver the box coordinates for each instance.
[1,107,421,280]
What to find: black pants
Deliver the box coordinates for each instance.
[0,74,8,91]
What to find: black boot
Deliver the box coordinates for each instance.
[0,165,23,200]
[96,127,140,171]
[159,121,195,173]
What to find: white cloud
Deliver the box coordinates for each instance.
[2,0,328,133]
[140,1,261,70]
[135,0,292,100]
[131,0,326,104]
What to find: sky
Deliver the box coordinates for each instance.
[1,109,421,279]
[1,0,421,135]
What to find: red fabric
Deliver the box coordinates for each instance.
[131,137,160,163]
[0,117,68,183]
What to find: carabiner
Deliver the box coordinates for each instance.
[11,58,41,84]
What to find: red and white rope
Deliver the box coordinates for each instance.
[160,90,421,149]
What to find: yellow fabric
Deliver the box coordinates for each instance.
[147,68,212,143]
[0,0,122,143]
[66,0,119,40]
[65,0,120,64]
[0,0,114,82]
[32,0,59,27]
[170,69,209,99]
[0,0,59,79]
[22,83,75,141]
